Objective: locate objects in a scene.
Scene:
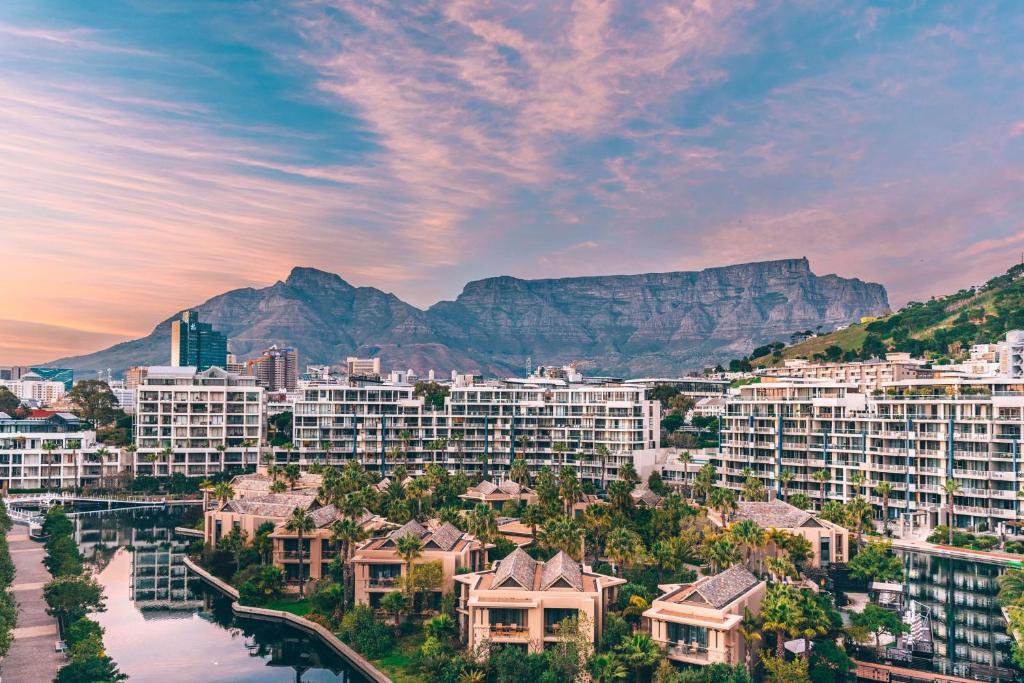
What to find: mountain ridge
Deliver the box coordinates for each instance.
[45,258,890,377]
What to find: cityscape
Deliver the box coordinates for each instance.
[2,2,1024,683]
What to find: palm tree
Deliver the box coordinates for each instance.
[761,583,799,657]
[943,478,962,545]
[846,496,872,546]
[998,568,1024,605]
[851,470,866,498]
[595,444,611,490]
[729,519,766,572]
[614,633,660,683]
[742,475,766,502]
[212,482,235,506]
[619,462,640,488]
[396,533,424,610]
[517,434,532,462]
[538,516,583,559]
[407,477,430,519]
[41,440,57,490]
[679,450,694,499]
[466,504,498,545]
[811,469,829,511]
[779,469,794,501]
[794,591,831,658]
[737,608,763,675]
[331,518,367,608]
[269,480,287,494]
[519,504,545,540]
[606,480,632,513]
[820,500,846,525]
[457,669,487,683]
[605,528,647,577]
[552,442,569,471]
[874,481,893,535]
[398,430,413,467]
[590,654,628,683]
[765,556,797,583]
[559,467,583,515]
[509,458,530,486]
[284,463,301,490]
[692,463,717,502]
[708,487,737,523]
[285,507,315,597]
[450,431,465,472]
[700,533,740,573]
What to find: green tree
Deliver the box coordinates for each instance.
[761,583,799,657]
[849,604,910,649]
[66,380,124,427]
[605,528,647,577]
[943,478,962,545]
[762,654,811,683]
[874,481,893,534]
[590,653,629,682]
[848,539,904,583]
[396,532,425,609]
[43,575,105,626]
[614,633,661,683]
[380,590,406,631]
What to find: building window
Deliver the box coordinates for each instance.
[820,536,831,567]
[668,622,708,649]
[489,608,526,629]
[544,608,579,635]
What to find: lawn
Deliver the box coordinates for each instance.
[367,631,426,683]
[261,598,312,616]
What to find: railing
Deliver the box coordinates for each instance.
[368,576,400,588]
[667,643,710,660]
[489,624,529,638]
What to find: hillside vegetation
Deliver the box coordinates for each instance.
[729,263,1024,371]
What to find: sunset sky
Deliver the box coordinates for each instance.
[1,1,1022,364]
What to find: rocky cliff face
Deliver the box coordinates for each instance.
[48,259,888,377]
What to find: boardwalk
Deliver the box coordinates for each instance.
[3,527,64,683]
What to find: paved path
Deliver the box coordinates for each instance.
[3,527,64,683]
[889,537,1024,566]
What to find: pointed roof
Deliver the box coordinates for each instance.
[540,551,583,591]
[631,486,662,507]
[732,500,821,529]
[693,565,759,609]
[493,547,537,589]
[475,480,499,495]
[427,522,464,551]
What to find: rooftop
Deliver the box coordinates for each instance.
[730,500,823,529]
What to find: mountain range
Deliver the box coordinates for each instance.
[47,258,890,378]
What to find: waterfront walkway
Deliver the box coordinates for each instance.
[3,527,63,683]
[889,537,1024,566]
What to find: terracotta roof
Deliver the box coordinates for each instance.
[428,522,464,551]
[309,504,341,528]
[732,500,820,529]
[693,565,759,609]
[474,480,499,495]
[223,492,317,517]
[389,520,427,541]
[540,551,583,591]
[494,548,537,589]
[631,486,662,507]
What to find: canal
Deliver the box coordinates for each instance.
[69,505,370,683]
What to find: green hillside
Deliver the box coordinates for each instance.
[729,263,1024,370]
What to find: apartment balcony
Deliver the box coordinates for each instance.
[665,642,711,663]
[488,624,530,639]
[368,576,401,589]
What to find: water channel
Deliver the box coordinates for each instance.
[67,505,369,683]
[42,502,1024,683]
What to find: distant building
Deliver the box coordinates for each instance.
[246,345,298,391]
[999,330,1024,378]
[29,367,74,391]
[0,372,66,405]
[170,310,227,371]
[124,366,149,390]
[762,352,934,392]
[107,380,135,414]
[345,356,380,379]
[692,396,726,418]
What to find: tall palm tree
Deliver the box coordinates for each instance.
[779,469,794,501]
[450,431,465,472]
[559,467,583,515]
[212,481,234,506]
[398,430,413,467]
[41,440,58,490]
[331,518,367,608]
[510,457,530,485]
[700,533,740,573]
[605,528,647,577]
[820,500,846,525]
[811,469,829,511]
[761,583,798,657]
[794,591,830,658]
[396,532,424,610]
[517,434,532,462]
[679,450,694,499]
[519,504,545,540]
[692,463,717,502]
[285,507,315,596]
[943,478,962,545]
[729,519,766,572]
[407,477,430,519]
[552,442,569,471]
[466,504,498,545]
[614,633,660,683]
[737,608,763,675]
[846,497,872,546]
[606,480,632,513]
[851,470,866,498]
[874,481,893,535]
[708,487,737,523]
[997,568,1024,605]
[538,516,583,559]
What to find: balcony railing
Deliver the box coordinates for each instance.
[489,624,529,638]
[368,576,400,588]
[667,642,710,660]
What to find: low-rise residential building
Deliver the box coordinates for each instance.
[460,480,538,509]
[644,565,766,667]
[692,396,727,419]
[630,485,663,508]
[351,520,488,612]
[271,506,390,585]
[135,366,264,478]
[454,547,626,654]
[709,500,849,568]
[762,353,933,392]
[204,492,318,546]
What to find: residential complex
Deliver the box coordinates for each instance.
[245,345,298,391]
[170,310,228,371]
[762,352,935,391]
[716,375,1024,533]
[290,375,660,484]
[134,366,264,477]
[0,410,122,490]
[0,372,67,405]
[709,500,850,568]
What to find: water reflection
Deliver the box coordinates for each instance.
[898,550,1020,683]
[69,506,368,683]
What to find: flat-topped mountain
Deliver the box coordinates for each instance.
[47,258,889,377]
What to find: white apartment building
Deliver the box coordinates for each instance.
[0,411,123,490]
[716,376,1024,534]
[0,373,66,405]
[134,366,264,477]
[762,353,934,392]
[290,374,661,486]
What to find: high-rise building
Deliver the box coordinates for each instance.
[28,367,74,390]
[124,366,149,390]
[169,310,227,370]
[246,345,298,391]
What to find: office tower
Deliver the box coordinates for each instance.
[169,310,227,370]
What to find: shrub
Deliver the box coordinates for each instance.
[338,605,393,659]
[236,565,286,606]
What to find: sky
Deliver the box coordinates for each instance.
[1,1,1022,364]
